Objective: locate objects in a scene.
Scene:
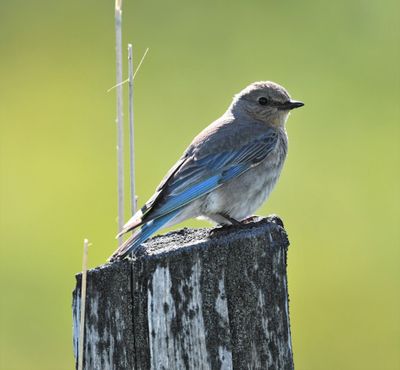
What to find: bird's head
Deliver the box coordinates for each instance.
[230,81,304,127]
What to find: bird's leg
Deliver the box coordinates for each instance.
[209,213,241,237]
[218,213,242,226]
[219,214,262,225]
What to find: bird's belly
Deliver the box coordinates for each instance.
[202,155,285,221]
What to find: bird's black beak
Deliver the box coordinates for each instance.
[278,100,304,110]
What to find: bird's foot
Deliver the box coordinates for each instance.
[209,214,262,237]
[240,215,262,224]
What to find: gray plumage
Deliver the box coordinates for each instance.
[110,81,303,260]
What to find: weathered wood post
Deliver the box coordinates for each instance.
[72,216,294,369]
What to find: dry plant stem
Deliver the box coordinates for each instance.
[132,48,149,80]
[107,48,149,92]
[115,0,124,244]
[78,239,89,370]
[128,44,137,215]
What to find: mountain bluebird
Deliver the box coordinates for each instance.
[109,81,303,261]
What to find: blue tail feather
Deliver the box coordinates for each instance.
[109,209,181,260]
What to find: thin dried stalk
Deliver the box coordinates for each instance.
[128,44,137,215]
[115,0,124,243]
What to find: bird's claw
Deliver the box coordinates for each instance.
[240,215,262,224]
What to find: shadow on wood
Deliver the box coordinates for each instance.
[72,216,294,370]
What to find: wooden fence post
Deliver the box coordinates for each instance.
[72,216,294,369]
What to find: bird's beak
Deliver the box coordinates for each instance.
[278,100,304,110]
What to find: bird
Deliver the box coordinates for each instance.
[109,81,303,261]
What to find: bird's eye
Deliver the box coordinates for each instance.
[258,97,269,106]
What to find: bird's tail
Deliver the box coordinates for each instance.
[108,209,180,262]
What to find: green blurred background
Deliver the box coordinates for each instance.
[1,0,399,369]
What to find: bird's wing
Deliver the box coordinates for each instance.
[119,128,279,236]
